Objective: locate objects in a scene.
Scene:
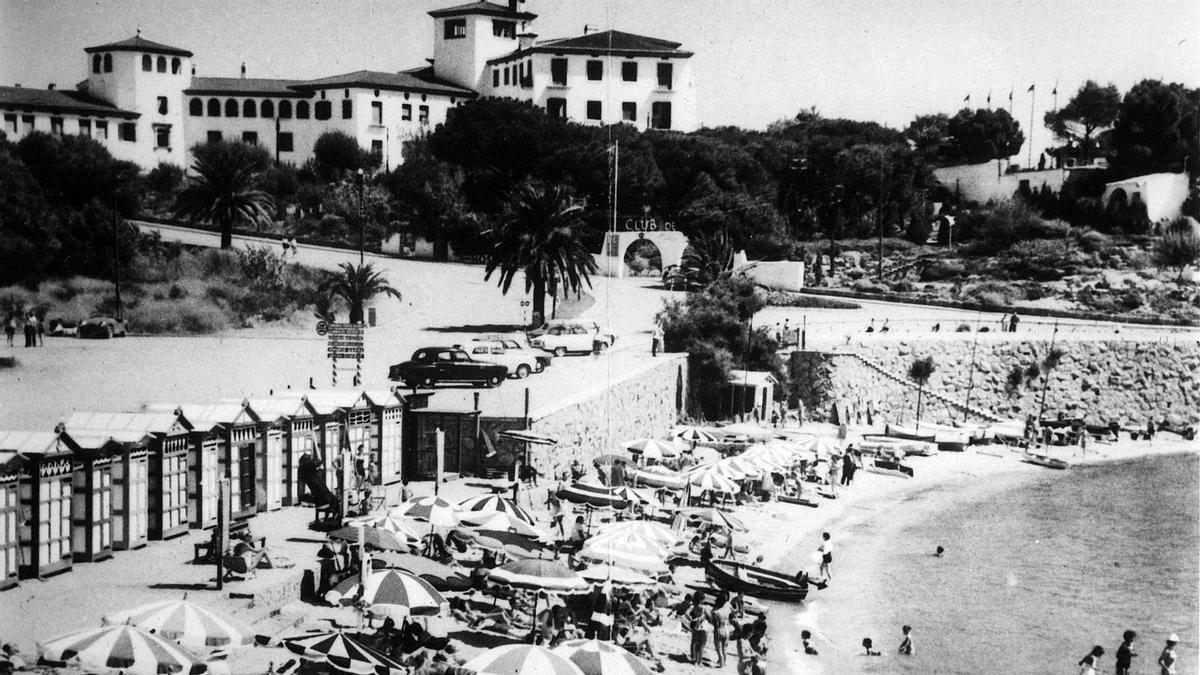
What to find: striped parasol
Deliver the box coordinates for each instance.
[456,494,537,525]
[584,530,674,558]
[344,512,426,542]
[687,507,748,532]
[671,426,719,445]
[687,467,740,494]
[577,542,670,576]
[39,624,209,675]
[391,496,459,527]
[473,529,554,559]
[488,559,592,594]
[459,510,545,538]
[553,639,654,675]
[627,465,685,490]
[281,631,404,675]
[102,599,254,655]
[593,520,681,547]
[464,644,585,675]
[557,482,629,510]
[794,435,844,457]
[323,569,447,619]
[577,564,657,588]
[622,438,685,460]
[329,526,412,552]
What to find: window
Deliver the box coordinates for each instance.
[119,122,137,142]
[242,131,257,145]
[341,99,353,119]
[206,130,222,143]
[401,104,412,121]
[142,55,152,71]
[493,69,500,88]
[371,140,383,156]
[370,101,382,125]
[261,100,274,118]
[225,99,239,117]
[21,115,34,134]
[3,114,15,135]
[171,57,181,74]
[50,117,64,136]
[520,61,532,88]
[155,125,170,148]
[651,101,672,129]
[95,120,108,139]
[418,105,429,125]
[586,100,602,120]
[103,54,112,72]
[493,20,516,38]
[243,99,256,117]
[622,101,637,122]
[444,19,466,39]
[207,98,220,116]
[551,58,567,86]
[92,55,102,74]
[586,60,603,81]
[79,119,91,136]
[547,97,567,118]
[296,101,310,119]
[657,62,673,89]
[156,56,166,73]
[314,101,331,120]
[503,67,510,86]
[622,61,638,82]
[189,99,203,116]
[277,132,293,152]
[157,96,168,114]
[278,100,292,119]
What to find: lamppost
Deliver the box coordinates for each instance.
[829,184,844,277]
[355,168,365,265]
[111,177,123,321]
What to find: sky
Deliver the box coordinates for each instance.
[2,0,1198,161]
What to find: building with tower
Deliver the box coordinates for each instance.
[0,0,696,173]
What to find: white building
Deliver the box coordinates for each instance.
[0,1,697,173]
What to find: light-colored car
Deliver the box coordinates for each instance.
[461,339,552,379]
[529,323,615,356]
[527,318,611,339]
[78,316,127,339]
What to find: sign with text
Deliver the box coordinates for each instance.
[622,216,675,232]
[326,323,364,360]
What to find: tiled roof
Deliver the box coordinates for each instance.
[84,35,193,57]
[0,430,65,455]
[185,77,311,97]
[0,86,138,118]
[293,70,476,97]
[538,30,684,53]
[428,1,536,20]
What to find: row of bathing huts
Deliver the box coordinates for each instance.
[0,387,496,591]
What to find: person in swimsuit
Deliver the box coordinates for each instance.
[1078,645,1104,675]
[1157,634,1178,675]
[861,638,880,656]
[1115,630,1137,675]
[818,532,832,582]
[898,625,914,655]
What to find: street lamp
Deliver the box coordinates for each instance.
[355,168,365,265]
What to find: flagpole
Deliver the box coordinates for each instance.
[1028,84,1036,169]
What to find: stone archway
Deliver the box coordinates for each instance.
[595,231,690,278]
[1107,188,1128,214]
[623,238,663,276]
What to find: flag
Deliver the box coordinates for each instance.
[963,94,970,103]
[986,90,992,106]
[1008,90,1013,101]
[1027,83,1035,92]
[1051,83,1058,95]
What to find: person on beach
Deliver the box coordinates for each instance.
[898,625,914,655]
[934,546,945,557]
[686,594,709,665]
[4,315,14,346]
[547,492,565,537]
[1078,645,1104,675]
[709,595,731,667]
[827,456,840,495]
[1115,630,1137,675]
[861,638,880,656]
[818,532,833,582]
[800,630,818,655]
[1157,634,1178,674]
[737,654,766,675]
[841,450,856,486]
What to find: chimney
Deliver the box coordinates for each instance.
[13,83,19,88]
[240,62,246,78]
[191,64,196,76]
[507,0,520,10]
[47,83,55,90]
[518,33,537,50]
[583,24,595,35]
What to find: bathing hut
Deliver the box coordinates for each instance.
[230,397,304,512]
[174,403,262,522]
[0,450,22,590]
[54,423,119,563]
[276,389,364,493]
[362,389,405,485]
[60,423,148,553]
[0,430,76,580]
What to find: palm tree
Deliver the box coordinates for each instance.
[908,355,936,431]
[670,228,734,291]
[175,146,274,249]
[484,183,597,325]
[1036,345,1066,421]
[320,262,402,324]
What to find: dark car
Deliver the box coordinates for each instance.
[388,347,509,388]
[77,316,127,339]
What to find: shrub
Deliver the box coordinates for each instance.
[852,279,888,294]
[761,291,860,309]
[146,163,184,193]
[1119,290,1143,310]
[128,298,229,334]
[1154,216,1200,280]
[959,201,1065,255]
[1024,283,1047,300]
[1076,229,1112,254]
[890,279,916,293]
[920,259,965,282]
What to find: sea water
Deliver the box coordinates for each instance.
[816,453,1199,674]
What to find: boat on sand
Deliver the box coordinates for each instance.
[705,559,809,602]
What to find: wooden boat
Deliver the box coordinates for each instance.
[777,493,819,508]
[859,434,938,457]
[889,421,968,452]
[705,559,809,602]
[863,456,914,479]
[1022,453,1069,470]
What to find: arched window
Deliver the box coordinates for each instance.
[189,98,203,116]
[103,54,112,72]
[92,54,102,74]
[243,99,256,117]
[260,100,274,118]
[142,55,152,71]
[156,56,166,73]
[207,98,220,116]
[278,100,292,119]
[225,99,239,117]
[171,57,181,74]
[296,101,310,119]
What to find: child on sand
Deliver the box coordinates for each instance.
[818,532,832,582]
[1158,634,1178,674]
[898,625,914,655]
[800,630,818,655]
[862,638,880,656]
[1077,645,1104,675]
[1115,630,1137,675]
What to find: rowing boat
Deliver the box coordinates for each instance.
[1022,453,1069,470]
[705,559,809,602]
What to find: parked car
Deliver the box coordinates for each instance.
[77,316,127,339]
[526,319,609,339]
[529,322,615,356]
[461,338,552,378]
[47,318,79,337]
[388,347,509,388]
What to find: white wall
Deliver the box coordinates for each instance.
[432,14,524,90]
[933,160,1068,204]
[0,107,132,161]
[86,49,191,169]
[1102,173,1190,224]
[349,88,463,171]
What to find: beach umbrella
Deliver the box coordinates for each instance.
[474,530,554,559]
[329,526,411,552]
[461,510,548,539]
[608,485,654,505]
[40,624,209,675]
[719,422,773,440]
[748,442,797,465]
[627,465,686,490]
[102,599,254,655]
[463,644,584,675]
[577,564,657,589]
[497,430,558,446]
[391,496,459,528]
[687,507,748,532]
[456,494,537,525]
[622,438,684,460]
[557,482,629,510]
[584,530,673,558]
[688,468,739,494]
[593,520,680,547]
[577,543,670,576]
[553,639,654,675]
[671,426,719,445]
[723,457,766,478]
[324,568,447,619]
[795,435,844,457]
[488,559,592,594]
[281,631,404,675]
[344,513,425,542]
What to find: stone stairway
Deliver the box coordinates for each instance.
[846,351,1005,423]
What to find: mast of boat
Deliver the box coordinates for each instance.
[1035,320,1060,440]
[961,314,982,422]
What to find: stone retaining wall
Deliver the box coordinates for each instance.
[826,340,1200,424]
